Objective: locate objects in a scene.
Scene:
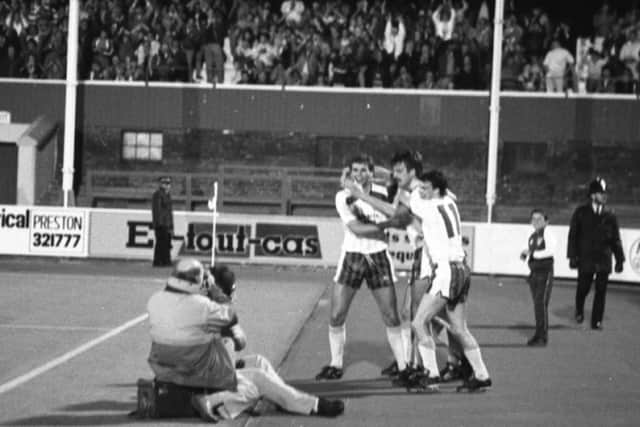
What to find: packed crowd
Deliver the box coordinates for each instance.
[0,0,638,93]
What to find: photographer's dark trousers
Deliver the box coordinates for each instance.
[153,226,172,267]
[528,258,554,341]
[575,270,609,327]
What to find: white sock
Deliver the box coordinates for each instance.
[386,326,407,371]
[415,341,428,368]
[329,325,346,368]
[417,339,439,378]
[401,321,412,364]
[312,398,319,414]
[464,348,489,380]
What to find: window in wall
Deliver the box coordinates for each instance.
[122,131,163,161]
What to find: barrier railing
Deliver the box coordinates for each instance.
[85,166,341,215]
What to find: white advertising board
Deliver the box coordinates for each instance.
[472,223,640,284]
[0,205,89,257]
[88,209,344,267]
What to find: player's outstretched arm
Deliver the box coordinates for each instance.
[347,220,387,241]
[377,204,413,229]
[343,178,396,217]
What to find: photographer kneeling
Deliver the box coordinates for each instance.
[147,258,345,422]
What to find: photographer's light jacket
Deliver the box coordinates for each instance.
[147,278,237,390]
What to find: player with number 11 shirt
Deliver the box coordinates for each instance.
[409,170,492,391]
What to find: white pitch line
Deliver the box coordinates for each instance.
[0,324,111,331]
[0,271,166,283]
[0,313,149,395]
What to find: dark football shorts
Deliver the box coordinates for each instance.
[409,247,423,286]
[447,261,471,309]
[334,250,395,290]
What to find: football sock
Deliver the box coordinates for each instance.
[417,338,440,378]
[400,321,412,364]
[329,325,346,368]
[386,326,408,371]
[464,348,490,380]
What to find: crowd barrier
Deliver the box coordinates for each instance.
[1,205,638,284]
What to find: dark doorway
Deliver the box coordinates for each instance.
[0,143,18,204]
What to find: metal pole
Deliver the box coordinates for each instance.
[486,0,505,223]
[62,0,79,207]
[208,182,219,267]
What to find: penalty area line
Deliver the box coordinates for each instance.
[0,313,149,395]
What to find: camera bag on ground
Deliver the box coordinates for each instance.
[129,378,220,419]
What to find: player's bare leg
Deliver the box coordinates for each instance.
[382,282,412,377]
[370,285,408,374]
[316,283,358,380]
[411,292,447,381]
[408,276,433,371]
[445,302,492,391]
[432,313,471,382]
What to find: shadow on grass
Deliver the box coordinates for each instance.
[1,412,200,426]
[285,377,444,399]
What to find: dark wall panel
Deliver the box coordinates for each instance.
[1,82,639,144]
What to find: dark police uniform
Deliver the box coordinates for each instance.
[152,178,174,267]
[568,200,624,329]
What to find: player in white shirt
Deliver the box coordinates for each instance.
[409,170,492,391]
[343,152,470,383]
[316,154,409,382]
[341,151,426,375]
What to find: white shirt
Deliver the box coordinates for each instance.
[527,228,557,260]
[281,0,305,24]
[433,8,456,41]
[384,19,406,59]
[394,179,424,250]
[410,192,465,263]
[543,47,574,77]
[147,289,234,346]
[335,184,389,254]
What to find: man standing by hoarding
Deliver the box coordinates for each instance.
[152,176,174,267]
[568,177,625,330]
[315,154,409,382]
[520,209,556,346]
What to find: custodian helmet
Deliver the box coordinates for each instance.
[588,177,607,196]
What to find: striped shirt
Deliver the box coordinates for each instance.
[394,178,424,250]
[335,183,389,254]
[410,193,465,263]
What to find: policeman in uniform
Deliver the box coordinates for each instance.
[152,176,174,267]
[567,177,625,330]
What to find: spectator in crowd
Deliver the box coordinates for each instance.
[384,15,406,60]
[597,65,616,93]
[281,0,305,26]
[433,0,456,42]
[543,39,574,92]
[619,29,640,80]
[519,55,544,91]
[0,0,637,92]
[202,7,226,84]
[593,2,616,38]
